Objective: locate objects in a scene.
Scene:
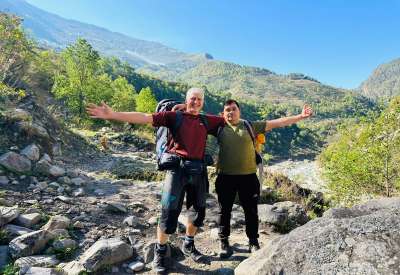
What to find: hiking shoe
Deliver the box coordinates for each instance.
[248,238,260,253]
[182,242,205,262]
[152,245,168,274]
[218,238,233,259]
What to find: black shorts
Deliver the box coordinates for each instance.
[158,167,207,234]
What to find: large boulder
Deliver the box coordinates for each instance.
[41,215,71,232]
[235,198,400,275]
[0,207,20,226]
[21,144,40,162]
[9,230,53,258]
[64,238,133,273]
[0,152,31,174]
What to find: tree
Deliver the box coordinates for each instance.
[136,87,157,113]
[0,13,33,88]
[53,38,100,116]
[110,76,136,112]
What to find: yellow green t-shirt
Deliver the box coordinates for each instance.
[217,120,266,175]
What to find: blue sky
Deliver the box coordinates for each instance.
[26,0,400,89]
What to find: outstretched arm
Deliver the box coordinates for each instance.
[265,105,313,131]
[86,102,153,124]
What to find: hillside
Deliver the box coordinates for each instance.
[359,58,400,100]
[0,0,210,68]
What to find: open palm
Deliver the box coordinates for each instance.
[86,102,113,119]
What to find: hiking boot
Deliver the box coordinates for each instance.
[152,245,168,274]
[182,242,205,262]
[218,238,233,259]
[248,238,260,253]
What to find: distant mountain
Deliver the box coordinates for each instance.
[138,60,347,105]
[1,0,363,106]
[359,58,400,100]
[0,0,212,68]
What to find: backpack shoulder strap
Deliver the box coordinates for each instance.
[216,125,224,144]
[243,119,256,144]
[199,114,209,130]
[172,111,183,136]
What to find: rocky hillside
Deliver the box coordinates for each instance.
[359,58,400,100]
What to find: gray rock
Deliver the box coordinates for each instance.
[274,201,309,226]
[72,188,85,197]
[105,202,127,213]
[49,166,65,177]
[23,266,61,275]
[123,216,139,227]
[42,215,71,231]
[14,255,59,268]
[36,182,48,191]
[70,177,85,186]
[147,217,158,226]
[128,260,145,272]
[9,108,31,121]
[16,121,50,140]
[62,261,85,275]
[21,144,40,161]
[258,204,287,225]
[235,197,400,275]
[15,213,42,228]
[77,238,133,272]
[4,224,34,236]
[0,176,9,185]
[9,230,53,258]
[34,159,52,176]
[55,196,73,204]
[0,207,20,226]
[57,177,71,185]
[41,154,52,163]
[0,152,31,174]
[0,246,9,270]
[53,239,77,250]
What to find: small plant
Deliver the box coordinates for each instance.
[0,229,9,245]
[54,246,76,260]
[1,263,19,275]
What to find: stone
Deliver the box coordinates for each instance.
[49,182,61,189]
[55,196,73,204]
[42,215,71,231]
[62,261,85,275]
[0,152,31,174]
[70,177,85,186]
[4,224,34,237]
[72,188,85,197]
[21,144,40,161]
[147,217,158,226]
[123,216,138,227]
[16,121,50,140]
[105,202,127,213]
[128,260,145,272]
[49,166,65,177]
[53,239,77,250]
[274,201,309,226]
[15,213,42,228]
[0,176,9,185]
[37,182,48,190]
[258,204,288,225]
[77,238,133,272]
[0,207,20,226]
[14,255,59,269]
[34,159,52,176]
[23,267,61,275]
[57,176,71,185]
[41,154,52,163]
[235,197,400,275]
[210,228,219,240]
[9,230,53,258]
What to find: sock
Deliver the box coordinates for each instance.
[184,235,194,246]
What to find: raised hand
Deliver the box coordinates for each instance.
[172,103,187,112]
[86,102,114,120]
[301,105,313,118]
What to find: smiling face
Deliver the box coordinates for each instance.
[223,102,241,125]
[185,89,204,115]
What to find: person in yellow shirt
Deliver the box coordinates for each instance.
[216,99,313,258]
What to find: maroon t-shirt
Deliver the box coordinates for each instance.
[152,111,225,160]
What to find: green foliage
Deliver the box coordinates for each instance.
[0,13,33,88]
[0,83,26,106]
[110,76,136,112]
[135,87,157,113]
[0,229,9,245]
[0,264,19,275]
[321,96,400,206]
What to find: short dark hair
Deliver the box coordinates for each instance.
[224,99,240,110]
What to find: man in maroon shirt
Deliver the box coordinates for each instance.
[87,87,225,274]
